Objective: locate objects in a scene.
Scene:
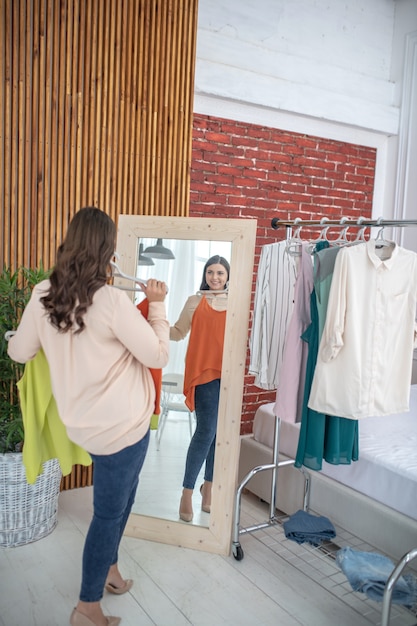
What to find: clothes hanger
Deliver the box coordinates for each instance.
[109,260,147,292]
[307,218,330,254]
[195,286,229,297]
[354,216,368,242]
[111,252,170,292]
[374,228,392,247]
[285,220,303,257]
[329,226,350,246]
[373,218,394,248]
[110,254,169,293]
[329,217,351,247]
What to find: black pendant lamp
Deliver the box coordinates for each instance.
[142,238,175,260]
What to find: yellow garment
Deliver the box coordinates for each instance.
[150,413,159,430]
[17,349,92,484]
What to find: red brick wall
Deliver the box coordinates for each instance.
[189,113,376,434]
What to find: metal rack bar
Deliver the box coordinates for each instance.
[231,414,310,561]
[381,548,417,626]
[271,217,417,229]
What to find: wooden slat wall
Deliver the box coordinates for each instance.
[1,0,198,490]
[0,0,198,271]
[60,464,94,492]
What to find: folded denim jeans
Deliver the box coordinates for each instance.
[336,547,417,605]
[283,509,336,546]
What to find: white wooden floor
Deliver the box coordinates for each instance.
[131,408,208,525]
[1,414,416,626]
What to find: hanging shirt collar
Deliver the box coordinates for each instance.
[367,239,398,269]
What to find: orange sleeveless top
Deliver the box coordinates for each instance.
[136,298,162,415]
[183,296,227,411]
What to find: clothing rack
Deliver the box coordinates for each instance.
[270,217,417,253]
[233,216,417,623]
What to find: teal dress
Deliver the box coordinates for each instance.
[295,243,358,471]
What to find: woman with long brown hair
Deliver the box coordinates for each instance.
[8,207,169,626]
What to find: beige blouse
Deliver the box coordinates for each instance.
[8,280,169,454]
[170,293,228,341]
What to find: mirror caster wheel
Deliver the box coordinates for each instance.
[232,543,244,561]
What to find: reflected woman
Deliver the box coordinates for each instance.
[170,255,230,522]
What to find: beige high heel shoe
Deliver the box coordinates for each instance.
[200,481,212,513]
[179,488,193,522]
[105,578,133,595]
[69,608,121,626]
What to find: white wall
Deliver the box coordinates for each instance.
[195,0,417,235]
[196,0,396,133]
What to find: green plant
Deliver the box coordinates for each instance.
[0,265,50,453]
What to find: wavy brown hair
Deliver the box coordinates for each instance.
[41,207,116,333]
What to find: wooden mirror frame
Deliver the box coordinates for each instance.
[116,215,257,555]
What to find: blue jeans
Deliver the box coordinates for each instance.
[336,546,417,605]
[182,379,220,490]
[80,430,150,602]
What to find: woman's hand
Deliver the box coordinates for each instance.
[144,278,167,302]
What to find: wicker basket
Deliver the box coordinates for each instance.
[0,453,62,548]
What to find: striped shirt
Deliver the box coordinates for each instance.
[249,241,297,390]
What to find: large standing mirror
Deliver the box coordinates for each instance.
[115,216,257,555]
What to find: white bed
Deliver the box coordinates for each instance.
[320,387,417,521]
[238,385,417,563]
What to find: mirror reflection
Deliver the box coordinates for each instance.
[131,238,232,526]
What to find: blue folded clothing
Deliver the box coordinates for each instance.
[283,509,336,546]
[336,547,417,606]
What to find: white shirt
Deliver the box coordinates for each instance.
[308,240,417,419]
[249,241,297,390]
